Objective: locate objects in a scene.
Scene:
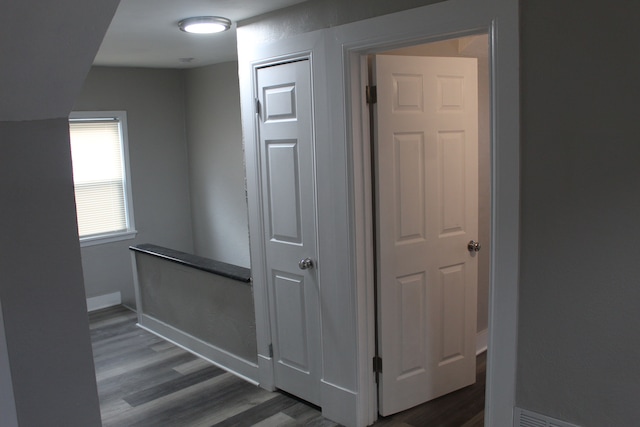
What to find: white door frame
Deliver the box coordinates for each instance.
[327,0,520,425]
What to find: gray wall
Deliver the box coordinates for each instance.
[136,253,256,363]
[517,2,640,425]
[239,0,444,41]
[185,62,250,267]
[0,0,118,425]
[0,120,105,427]
[74,67,195,307]
[386,36,491,333]
[4,1,638,425]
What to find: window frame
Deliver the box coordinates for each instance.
[69,110,137,247]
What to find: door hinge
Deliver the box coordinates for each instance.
[255,98,261,116]
[366,85,377,104]
[268,343,273,358]
[373,356,382,373]
[373,355,382,383]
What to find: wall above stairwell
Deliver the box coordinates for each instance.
[73,66,195,307]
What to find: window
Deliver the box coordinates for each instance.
[69,111,136,246]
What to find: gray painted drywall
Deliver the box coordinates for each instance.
[386,36,491,333]
[73,67,195,307]
[0,120,103,426]
[0,1,118,425]
[0,0,119,121]
[238,0,445,43]
[517,2,640,425]
[185,62,250,267]
[136,253,257,362]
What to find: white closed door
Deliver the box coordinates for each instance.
[374,54,479,416]
[256,59,321,406]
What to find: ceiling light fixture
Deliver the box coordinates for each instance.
[178,16,231,34]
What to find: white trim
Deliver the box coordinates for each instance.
[331,0,520,425]
[238,37,273,393]
[477,329,488,355]
[0,301,18,427]
[86,291,121,312]
[514,408,581,427]
[138,314,259,384]
[80,229,137,247]
[237,30,327,394]
[257,354,275,391]
[130,250,143,323]
[321,380,359,427]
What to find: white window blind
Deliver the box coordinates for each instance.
[69,112,135,243]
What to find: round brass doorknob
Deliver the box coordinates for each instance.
[467,240,481,252]
[298,258,314,270]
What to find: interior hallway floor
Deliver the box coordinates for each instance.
[90,305,485,427]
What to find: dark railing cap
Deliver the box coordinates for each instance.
[130,243,251,284]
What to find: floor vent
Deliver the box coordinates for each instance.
[515,408,580,427]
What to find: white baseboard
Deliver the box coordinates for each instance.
[86,292,121,312]
[476,328,488,355]
[321,380,358,427]
[138,314,259,385]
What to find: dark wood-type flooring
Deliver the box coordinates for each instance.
[90,305,485,427]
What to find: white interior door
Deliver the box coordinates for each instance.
[256,59,321,406]
[374,54,479,416]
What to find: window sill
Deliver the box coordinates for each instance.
[80,230,138,247]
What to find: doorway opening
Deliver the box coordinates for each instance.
[357,33,491,424]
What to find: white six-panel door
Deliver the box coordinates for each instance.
[255,59,321,406]
[374,55,479,416]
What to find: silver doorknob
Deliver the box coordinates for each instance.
[298,258,314,270]
[467,240,481,252]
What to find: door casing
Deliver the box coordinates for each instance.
[335,3,520,425]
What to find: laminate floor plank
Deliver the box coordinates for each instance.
[173,357,214,376]
[96,346,186,382]
[282,401,334,425]
[123,366,226,407]
[210,393,300,427]
[251,412,298,427]
[103,373,240,427]
[93,330,163,358]
[126,376,267,427]
[186,391,279,427]
[90,306,485,427]
[100,398,133,422]
[98,355,198,404]
[89,305,136,328]
[92,330,165,366]
[461,411,485,427]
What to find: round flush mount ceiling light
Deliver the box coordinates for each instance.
[178,16,231,34]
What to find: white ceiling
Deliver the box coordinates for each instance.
[94,0,307,69]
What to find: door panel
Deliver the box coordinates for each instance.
[439,131,466,234]
[273,271,309,371]
[375,54,479,416]
[395,133,426,242]
[398,272,427,376]
[266,141,301,243]
[256,59,320,405]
